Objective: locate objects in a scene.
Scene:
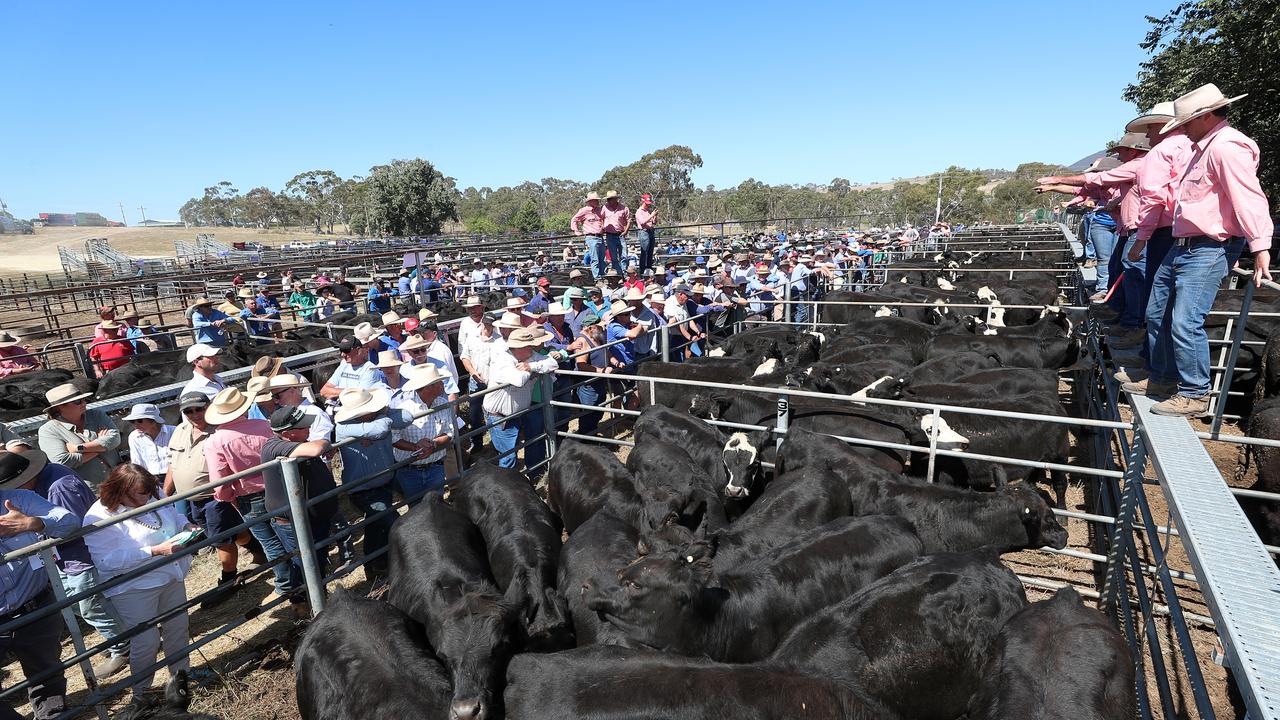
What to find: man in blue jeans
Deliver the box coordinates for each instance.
[333,387,411,580]
[390,364,456,501]
[482,327,567,476]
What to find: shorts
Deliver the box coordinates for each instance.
[187,496,243,541]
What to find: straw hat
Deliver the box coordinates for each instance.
[237,288,256,299]
[585,191,601,202]
[494,312,524,329]
[608,300,632,318]
[381,311,404,326]
[690,283,708,294]
[707,257,723,270]
[1125,100,1177,132]
[463,295,483,308]
[624,287,645,301]
[506,327,551,349]
[267,372,309,391]
[0,331,22,348]
[205,387,257,424]
[375,350,404,368]
[188,297,214,312]
[353,322,385,345]
[399,334,429,353]
[648,291,666,303]
[418,307,438,321]
[251,356,284,378]
[569,269,585,279]
[505,297,527,311]
[1114,132,1152,152]
[256,272,268,279]
[0,451,46,491]
[245,376,271,396]
[1161,84,1247,134]
[605,190,620,200]
[402,364,446,393]
[547,302,567,315]
[44,383,93,411]
[186,344,220,363]
[334,387,389,423]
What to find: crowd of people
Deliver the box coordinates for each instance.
[1037,83,1272,417]
[0,206,963,717]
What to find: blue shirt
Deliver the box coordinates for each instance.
[606,322,637,367]
[191,308,231,347]
[397,277,413,297]
[255,293,282,319]
[378,335,403,354]
[125,326,147,352]
[367,286,393,314]
[631,307,664,356]
[33,463,97,575]
[526,293,551,316]
[0,488,78,614]
[418,278,442,304]
[326,361,387,390]
[335,410,412,490]
[238,308,273,338]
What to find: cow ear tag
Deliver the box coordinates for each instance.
[686,555,695,564]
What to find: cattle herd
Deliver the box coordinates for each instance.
[290,238,1142,720]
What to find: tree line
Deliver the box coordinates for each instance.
[178,144,1068,237]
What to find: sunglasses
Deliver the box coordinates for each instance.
[407,348,428,356]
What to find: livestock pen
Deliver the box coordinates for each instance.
[0,223,1274,719]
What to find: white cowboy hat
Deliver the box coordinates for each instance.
[417,308,438,321]
[381,311,404,326]
[267,372,310,391]
[188,297,215,312]
[205,387,258,425]
[624,287,645,301]
[245,376,271,397]
[334,387,389,423]
[0,331,22,348]
[353,322,385,345]
[608,300,632,318]
[399,334,429,353]
[648,291,667,303]
[463,295,483,308]
[604,190,620,199]
[1124,100,1177,132]
[547,302,567,315]
[585,191,601,202]
[375,350,404,368]
[402,363,446,393]
[44,383,93,411]
[506,327,551,349]
[1160,83,1247,134]
[505,297,527,311]
[186,344,220,364]
[494,312,524,329]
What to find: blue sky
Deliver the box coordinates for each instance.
[2,1,1171,221]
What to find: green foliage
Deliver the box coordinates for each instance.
[284,170,342,233]
[1124,0,1280,197]
[363,159,459,237]
[543,212,573,234]
[511,200,543,234]
[464,216,501,235]
[597,145,704,222]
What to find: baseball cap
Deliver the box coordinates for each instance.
[337,335,360,352]
[186,344,220,363]
[270,405,315,433]
[179,392,210,411]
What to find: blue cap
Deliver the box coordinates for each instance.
[512,288,528,298]
[695,256,706,264]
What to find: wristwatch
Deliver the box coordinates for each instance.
[76,444,86,453]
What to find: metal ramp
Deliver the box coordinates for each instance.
[1131,394,1280,720]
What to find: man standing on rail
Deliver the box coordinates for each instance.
[636,194,658,272]
[572,192,607,278]
[1123,84,1274,417]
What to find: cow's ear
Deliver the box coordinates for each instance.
[993,465,1009,488]
[636,536,651,556]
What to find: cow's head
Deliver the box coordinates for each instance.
[585,544,721,654]
[997,480,1068,551]
[917,412,969,451]
[433,590,514,720]
[688,392,730,422]
[722,432,762,498]
[851,375,906,402]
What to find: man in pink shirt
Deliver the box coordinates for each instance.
[1123,84,1274,417]
[202,387,292,595]
[636,193,659,272]
[600,190,631,278]
[571,191,606,278]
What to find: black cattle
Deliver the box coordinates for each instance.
[505,646,897,720]
[634,356,773,411]
[820,290,911,324]
[770,550,1028,720]
[96,349,187,399]
[787,359,913,397]
[556,513,641,647]
[840,316,946,360]
[926,333,1080,369]
[590,515,923,662]
[907,349,1003,384]
[968,586,1136,720]
[295,591,451,720]
[0,368,75,421]
[633,405,761,509]
[114,670,221,719]
[715,327,821,364]
[545,440,642,532]
[624,437,728,532]
[821,341,917,367]
[964,310,1074,339]
[1238,395,1280,553]
[947,367,1060,396]
[449,466,571,650]
[386,493,513,720]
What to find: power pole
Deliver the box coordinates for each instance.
[934,175,943,224]
[118,202,128,227]
[138,206,147,224]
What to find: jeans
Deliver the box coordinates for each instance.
[237,493,289,595]
[604,233,625,275]
[59,568,128,657]
[637,229,657,271]
[1145,237,1246,396]
[273,515,333,590]
[1080,215,1095,259]
[486,410,546,475]
[467,377,487,447]
[110,578,189,691]
[0,589,66,720]
[587,235,605,278]
[791,288,809,323]
[1105,233,1132,313]
[396,463,446,502]
[575,381,604,435]
[348,484,395,575]
[1088,221,1118,290]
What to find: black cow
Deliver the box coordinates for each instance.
[590,515,923,662]
[449,466,571,650]
[295,590,451,720]
[821,341,917,367]
[556,513,641,647]
[545,440,642,532]
[0,368,75,421]
[625,437,728,532]
[634,356,773,411]
[787,359,913,396]
[505,646,898,720]
[907,350,1003,385]
[926,333,1080,369]
[969,586,1136,720]
[386,493,513,720]
[1239,395,1280,554]
[96,349,187,400]
[633,405,761,509]
[770,550,1028,720]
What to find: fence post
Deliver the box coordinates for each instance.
[1102,436,1146,619]
[660,324,670,363]
[540,374,558,458]
[40,548,110,720]
[280,458,326,614]
[774,393,789,453]
[925,407,940,483]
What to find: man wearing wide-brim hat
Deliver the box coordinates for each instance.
[482,326,565,479]
[189,294,235,348]
[380,311,408,354]
[202,386,299,601]
[388,364,456,500]
[37,382,120,489]
[0,330,41,378]
[333,386,411,581]
[0,448,82,717]
[572,192,607,279]
[1126,84,1274,417]
[636,192,659,273]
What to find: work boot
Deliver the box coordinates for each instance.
[92,654,128,680]
[1121,377,1177,397]
[1113,367,1149,384]
[1151,394,1210,418]
[1109,327,1145,349]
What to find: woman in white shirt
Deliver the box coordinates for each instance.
[82,463,195,692]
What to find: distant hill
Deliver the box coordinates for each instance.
[1067,151,1107,172]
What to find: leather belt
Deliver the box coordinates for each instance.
[1173,235,1239,248]
[1,587,53,625]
